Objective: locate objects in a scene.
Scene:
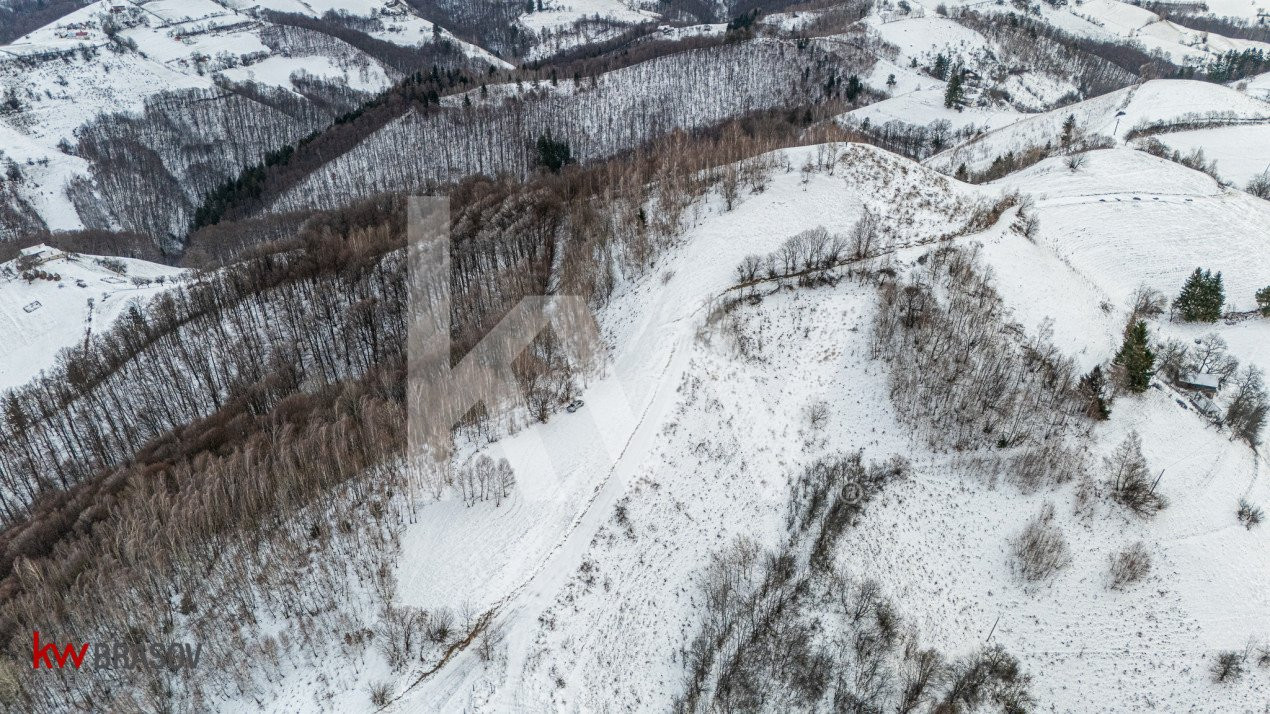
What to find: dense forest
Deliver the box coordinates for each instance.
[269,37,878,215]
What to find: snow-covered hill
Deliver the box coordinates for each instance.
[0,246,183,390]
[1153,122,1270,188]
[1064,0,1270,65]
[208,139,1270,712]
[385,144,1270,713]
[0,0,505,240]
[3,5,1270,712]
[928,79,1270,175]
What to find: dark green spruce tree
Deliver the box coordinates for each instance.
[1115,321,1155,393]
[535,131,572,173]
[1173,268,1224,322]
[944,67,965,108]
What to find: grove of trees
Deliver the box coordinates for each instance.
[1172,267,1225,321]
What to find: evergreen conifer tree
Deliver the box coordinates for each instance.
[943,67,964,108]
[933,54,949,79]
[1173,268,1224,322]
[1115,321,1155,392]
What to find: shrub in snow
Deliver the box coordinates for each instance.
[1128,285,1167,324]
[1237,499,1263,530]
[1011,503,1071,583]
[734,254,763,283]
[426,607,455,644]
[849,208,878,259]
[1107,542,1151,589]
[475,625,503,662]
[1154,338,1191,383]
[938,644,1034,713]
[1225,367,1268,448]
[1212,651,1245,683]
[804,400,830,430]
[381,605,427,672]
[369,680,392,707]
[1257,285,1270,316]
[1104,432,1167,517]
[1249,172,1270,200]
[94,256,127,275]
[1188,333,1240,382]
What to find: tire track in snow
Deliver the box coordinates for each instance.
[383,329,689,711]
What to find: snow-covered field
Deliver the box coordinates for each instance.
[1153,123,1270,189]
[0,249,183,390]
[1068,0,1270,64]
[519,0,660,59]
[930,79,1270,174]
[995,148,1270,314]
[1246,71,1270,102]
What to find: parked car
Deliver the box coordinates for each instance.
[566,399,584,413]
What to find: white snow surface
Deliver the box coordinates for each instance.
[993,148,1270,314]
[930,79,1270,174]
[1153,123,1270,189]
[0,250,184,391]
[1070,0,1270,64]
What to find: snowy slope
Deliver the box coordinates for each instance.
[384,146,994,712]
[365,142,1270,713]
[1069,0,1270,65]
[838,376,1269,711]
[1246,70,1270,102]
[228,143,999,711]
[993,148,1270,314]
[929,79,1270,174]
[1152,0,1270,24]
[520,0,660,60]
[862,12,1077,111]
[901,145,1270,710]
[1154,123,1270,189]
[0,249,184,391]
[842,76,1025,136]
